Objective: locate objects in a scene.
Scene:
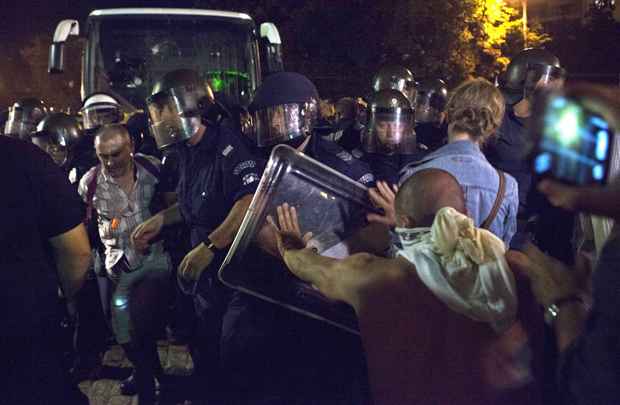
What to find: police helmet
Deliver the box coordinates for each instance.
[31,112,82,167]
[248,72,319,148]
[372,65,417,106]
[147,69,215,149]
[362,89,416,155]
[414,78,448,124]
[80,93,122,131]
[502,48,566,105]
[4,98,48,140]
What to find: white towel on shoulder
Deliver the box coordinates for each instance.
[394,207,517,333]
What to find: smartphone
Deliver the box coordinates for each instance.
[531,93,614,185]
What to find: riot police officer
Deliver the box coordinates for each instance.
[486,48,575,264]
[31,112,83,174]
[355,88,425,185]
[81,93,123,132]
[486,48,566,211]
[414,78,449,151]
[221,71,373,403]
[4,98,48,140]
[372,64,417,107]
[248,71,375,186]
[131,68,263,401]
[332,97,365,152]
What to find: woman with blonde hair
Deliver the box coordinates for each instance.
[400,78,519,245]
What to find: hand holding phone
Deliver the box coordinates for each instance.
[530,88,615,186]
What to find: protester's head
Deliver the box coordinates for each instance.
[395,168,466,228]
[445,78,505,145]
[95,124,134,178]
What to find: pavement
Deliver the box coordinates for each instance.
[78,340,195,405]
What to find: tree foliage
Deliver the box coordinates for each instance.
[0,0,551,108]
[386,0,549,85]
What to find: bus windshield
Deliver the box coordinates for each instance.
[90,16,258,110]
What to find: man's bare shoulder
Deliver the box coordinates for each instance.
[338,253,416,293]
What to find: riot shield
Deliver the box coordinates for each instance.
[218,144,379,333]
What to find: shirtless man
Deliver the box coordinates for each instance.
[272,168,542,405]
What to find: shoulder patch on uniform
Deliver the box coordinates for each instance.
[233,160,257,176]
[242,172,260,186]
[336,150,353,162]
[358,173,375,185]
[222,145,234,157]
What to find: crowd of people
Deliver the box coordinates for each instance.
[1,46,619,405]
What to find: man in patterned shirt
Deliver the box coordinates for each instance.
[78,124,173,404]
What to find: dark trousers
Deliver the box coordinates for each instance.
[122,338,162,405]
[187,274,230,402]
[74,275,110,361]
[220,291,370,404]
[1,322,88,405]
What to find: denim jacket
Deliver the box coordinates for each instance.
[399,140,518,245]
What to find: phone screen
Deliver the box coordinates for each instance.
[533,95,612,185]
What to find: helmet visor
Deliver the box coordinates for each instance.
[363,109,415,154]
[253,100,318,147]
[31,134,69,166]
[537,65,566,88]
[4,107,42,139]
[82,105,121,130]
[527,64,567,92]
[414,92,442,124]
[147,85,208,149]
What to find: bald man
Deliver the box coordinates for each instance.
[272,168,543,405]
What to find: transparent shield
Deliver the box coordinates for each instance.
[218,145,381,333]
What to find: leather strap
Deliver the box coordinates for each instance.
[84,165,101,224]
[481,169,506,230]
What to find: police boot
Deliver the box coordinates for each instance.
[120,342,162,397]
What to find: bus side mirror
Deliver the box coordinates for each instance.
[259,22,283,76]
[49,19,80,74]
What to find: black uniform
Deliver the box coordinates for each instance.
[221,134,374,403]
[335,119,363,152]
[485,106,575,263]
[174,120,263,395]
[354,149,426,185]
[486,106,530,211]
[415,122,448,152]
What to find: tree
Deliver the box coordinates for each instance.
[387,0,549,86]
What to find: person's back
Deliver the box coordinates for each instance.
[357,258,541,404]
[0,136,89,404]
[404,141,518,242]
[278,168,541,405]
[400,78,519,245]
